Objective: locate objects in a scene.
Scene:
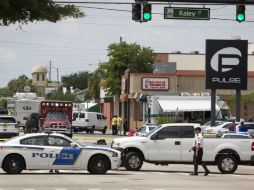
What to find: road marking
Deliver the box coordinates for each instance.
[153,172,168,175]
[178,172,190,176]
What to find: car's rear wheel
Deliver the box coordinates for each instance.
[217,154,238,174]
[102,126,107,134]
[124,152,143,171]
[2,155,25,174]
[88,155,110,174]
[90,126,95,134]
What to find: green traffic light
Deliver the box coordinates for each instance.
[237,13,245,22]
[143,13,151,21]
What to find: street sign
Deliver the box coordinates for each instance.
[164,7,210,20]
[206,40,248,90]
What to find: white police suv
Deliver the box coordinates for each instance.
[0,133,121,174]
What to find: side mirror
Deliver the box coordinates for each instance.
[151,133,158,140]
[70,142,77,148]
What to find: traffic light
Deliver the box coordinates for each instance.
[143,3,152,21]
[132,3,141,21]
[236,0,245,22]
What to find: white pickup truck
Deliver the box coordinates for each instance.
[112,123,254,174]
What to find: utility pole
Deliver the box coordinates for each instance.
[56,68,59,83]
[49,60,52,81]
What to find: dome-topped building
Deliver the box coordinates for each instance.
[32,65,48,74]
[32,65,48,97]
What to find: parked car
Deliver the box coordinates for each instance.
[203,122,233,137]
[235,122,254,136]
[135,124,158,136]
[0,115,19,138]
[201,120,230,130]
[72,111,107,134]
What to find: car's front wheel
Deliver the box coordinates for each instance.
[124,152,143,171]
[217,154,238,174]
[2,155,25,174]
[88,155,110,174]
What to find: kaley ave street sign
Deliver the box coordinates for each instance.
[164,7,210,20]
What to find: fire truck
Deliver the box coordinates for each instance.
[39,101,73,138]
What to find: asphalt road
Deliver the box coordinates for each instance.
[0,164,253,190]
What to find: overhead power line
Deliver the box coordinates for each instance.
[54,0,254,5]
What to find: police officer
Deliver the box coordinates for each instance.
[111,115,117,135]
[117,116,122,135]
[189,127,210,176]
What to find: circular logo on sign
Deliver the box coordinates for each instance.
[210,47,242,73]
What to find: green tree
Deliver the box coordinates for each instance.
[7,75,34,94]
[62,71,91,91]
[46,88,75,102]
[99,42,154,96]
[0,0,84,26]
[88,67,107,99]
[0,87,12,97]
[227,92,254,119]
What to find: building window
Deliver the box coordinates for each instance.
[37,74,40,81]
[42,74,45,81]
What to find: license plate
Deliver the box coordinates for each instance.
[3,125,8,129]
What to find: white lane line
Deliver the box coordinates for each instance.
[178,173,190,176]
[134,172,145,175]
[152,172,169,175]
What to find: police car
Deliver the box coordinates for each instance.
[0,133,121,174]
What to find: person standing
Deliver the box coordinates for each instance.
[228,120,237,133]
[123,119,128,136]
[189,127,210,176]
[111,116,117,135]
[238,121,248,134]
[117,116,122,135]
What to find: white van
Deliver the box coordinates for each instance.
[0,115,19,138]
[14,100,41,127]
[72,112,107,134]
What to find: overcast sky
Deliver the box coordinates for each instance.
[0,0,254,88]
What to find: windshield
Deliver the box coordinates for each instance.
[46,112,68,120]
[0,117,16,123]
[145,125,163,137]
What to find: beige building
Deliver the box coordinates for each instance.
[32,65,61,97]
[120,53,254,129]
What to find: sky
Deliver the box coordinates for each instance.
[0,0,254,88]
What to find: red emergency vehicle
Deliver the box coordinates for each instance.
[39,101,73,137]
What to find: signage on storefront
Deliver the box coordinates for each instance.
[142,77,169,90]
